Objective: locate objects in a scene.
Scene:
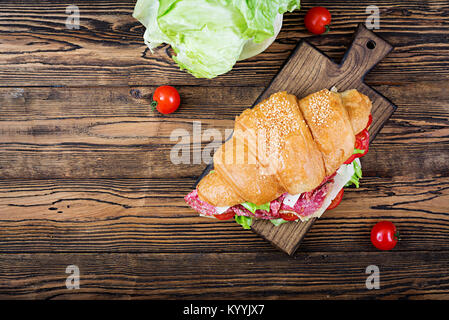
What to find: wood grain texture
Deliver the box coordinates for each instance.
[0,82,447,179]
[0,176,447,253]
[0,1,448,86]
[0,0,448,299]
[1,251,449,299]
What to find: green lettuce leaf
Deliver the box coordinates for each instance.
[345,160,363,188]
[232,0,299,43]
[235,215,253,229]
[133,0,300,78]
[270,218,288,226]
[241,201,270,214]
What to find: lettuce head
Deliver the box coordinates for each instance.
[133,0,300,78]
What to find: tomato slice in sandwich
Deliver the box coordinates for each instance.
[366,114,373,129]
[213,210,235,220]
[344,129,370,164]
[354,129,370,156]
[327,189,344,210]
[280,212,299,221]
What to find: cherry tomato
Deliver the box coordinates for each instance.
[304,7,332,35]
[327,188,344,210]
[371,221,400,250]
[213,210,235,220]
[344,129,370,164]
[280,212,299,221]
[151,85,180,114]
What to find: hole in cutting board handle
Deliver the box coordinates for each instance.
[366,40,376,49]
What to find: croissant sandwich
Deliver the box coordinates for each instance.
[185,88,373,229]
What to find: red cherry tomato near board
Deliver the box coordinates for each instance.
[280,212,299,221]
[151,85,180,114]
[371,221,400,250]
[327,188,344,211]
[304,7,332,35]
[213,210,235,220]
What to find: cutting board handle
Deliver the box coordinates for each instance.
[339,24,393,83]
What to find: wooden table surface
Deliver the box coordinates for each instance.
[0,0,448,299]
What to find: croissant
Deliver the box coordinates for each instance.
[185,89,372,224]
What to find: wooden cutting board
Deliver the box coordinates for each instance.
[196,24,397,255]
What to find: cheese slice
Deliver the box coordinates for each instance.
[307,158,359,220]
[215,206,230,214]
[283,193,301,207]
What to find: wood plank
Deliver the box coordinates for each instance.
[0,86,262,121]
[2,82,447,121]
[0,81,447,179]
[0,1,448,86]
[0,117,233,179]
[0,175,447,253]
[1,251,449,299]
